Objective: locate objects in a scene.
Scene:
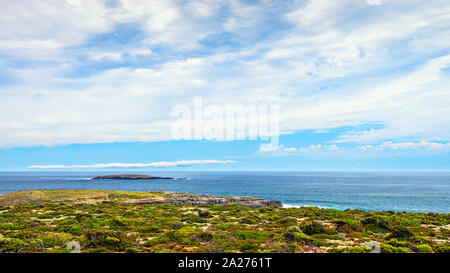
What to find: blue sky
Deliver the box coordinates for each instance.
[0,0,449,171]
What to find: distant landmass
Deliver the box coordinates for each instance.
[92,174,175,180]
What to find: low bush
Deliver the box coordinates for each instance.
[433,244,450,253]
[287,226,302,233]
[362,216,391,232]
[240,243,260,253]
[84,229,135,251]
[416,244,433,253]
[380,244,413,253]
[0,237,28,253]
[235,230,270,240]
[387,227,415,240]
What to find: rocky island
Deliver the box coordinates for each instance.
[92,174,174,180]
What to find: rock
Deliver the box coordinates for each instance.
[148,191,283,208]
[92,174,174,180]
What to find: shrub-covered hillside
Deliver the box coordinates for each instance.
[0,190,448,253]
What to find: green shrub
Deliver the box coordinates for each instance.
[362,216,391,232]
[0,223,21,230]
[287,226,302,233]
[138,225,162,233]
[301,221,326,235]
[433,244,450,253]
[84,230,135,251]
[197,210,211,218]
[416,244,432,253]
[215,222,237,230]
[209,205,226,211]
[40,233,71,248]
[84,247,110,253]
[408,235,432,244]
[388,238,407,247]
[143,238,160,247]
[240,243,260,253]
[192,232,213,242]
[387,227,414,240]
[235,230,269,240]
[333,219,362,233]
[274,217,297,227]
[399,218,421,227]
[241,218,257,225]
[28,239,44,252]
[125,247,140,253]
[380,244,413,253]
[106,218,127,230]
[36,213,57,219]
[283,232,296,243]
[301,221,336,235]
[170,221,184,230]
[154,229,196,245]
[286,243,302,253]
[0,238,28,253]
[182,214,207,224]
[283,232,314,245]
[313,238,331,247]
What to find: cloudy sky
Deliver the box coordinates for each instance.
[0,0,449,171]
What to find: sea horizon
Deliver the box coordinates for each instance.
[1,171,449,213]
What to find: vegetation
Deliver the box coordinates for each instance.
[0,190,448,253]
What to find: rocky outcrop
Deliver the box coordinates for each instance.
[0,189,282,208]
[131,191,283,208]
[92,174,174,180]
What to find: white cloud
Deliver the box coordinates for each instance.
[358,141,450,151]
[186,0,221,18]
[257,143,346,158]
[285,0,341,28]
[88,52,123,61]
[0,0,110,57]
[259,141,450,157]
[0,0,449,149]
[28,159,236,169]
[86,47,152,61]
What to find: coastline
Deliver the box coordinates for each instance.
[0,171,448,213]
[0,189,282,208]
[0,189,448,253]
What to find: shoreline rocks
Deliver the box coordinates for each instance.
[122,191,283,208]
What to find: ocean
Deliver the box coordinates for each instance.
[0,171,449,213]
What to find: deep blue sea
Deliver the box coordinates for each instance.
[0,171,449,213]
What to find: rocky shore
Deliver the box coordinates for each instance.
[122,191,283,208]
[0,189,282,208]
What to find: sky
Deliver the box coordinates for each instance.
[0,0,449,171]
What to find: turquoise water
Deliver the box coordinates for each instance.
[0,171,449,213]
